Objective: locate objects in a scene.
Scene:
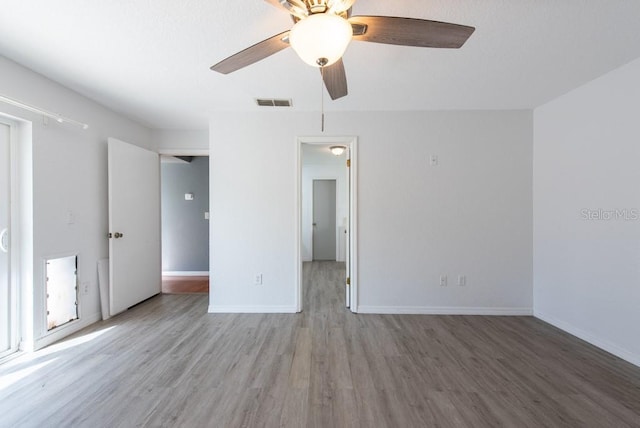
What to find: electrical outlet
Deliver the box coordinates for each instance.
[254,274,263,285]
[439,275,447,286]
[457,275,466,286]
[430,155,439,166]
[82,281,90,295]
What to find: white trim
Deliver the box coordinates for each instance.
[534,310,640,368]
[16,119,33,352]
[0,117,20,358]
[0,116,33,357]
[208,305,297,314]
[32,311,102,351]
[295,142,302,312]
[9,120,20,355]
[348,140,358,313]
[162,271,209,277]
[296,136,358,314]
[357,306,533,316]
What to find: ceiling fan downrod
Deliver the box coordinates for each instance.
[320,65,325,132]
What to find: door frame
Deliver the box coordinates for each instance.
[0,116,21,359]
[295,136,358,313]
[157,149,211,281]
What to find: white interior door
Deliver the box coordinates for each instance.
[108,138,161,316]
[0,123,12,355]
[312,179,336,261]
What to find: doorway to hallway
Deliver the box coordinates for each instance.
[297,137,358,312]
[160,154,210,294]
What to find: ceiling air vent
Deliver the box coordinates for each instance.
[256,98,292,107]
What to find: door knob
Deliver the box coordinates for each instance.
[114,232,124,239]
[313,223,317,226]
[0,228,8,253]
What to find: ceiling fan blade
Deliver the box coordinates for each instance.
[210,31,290,74]
[350,16,475,48]
[321,59,348,100]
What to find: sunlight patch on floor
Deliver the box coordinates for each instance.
[41,326,117,356]
[0,359,57,391]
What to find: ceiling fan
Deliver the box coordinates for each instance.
[210,0,475,100]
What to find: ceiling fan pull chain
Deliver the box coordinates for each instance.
[321,65,325,132]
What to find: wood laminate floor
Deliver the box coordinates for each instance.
[162,276,209,294]
[1,261,639,427]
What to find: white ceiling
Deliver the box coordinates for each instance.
[1,1,639,130]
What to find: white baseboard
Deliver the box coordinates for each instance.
[162,271,209,277]
[534,310,640,368]
[31,311,102,351]
[208,305,298,314]
[357,306,533,316]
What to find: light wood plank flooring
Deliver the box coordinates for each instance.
[162,276,209,294]
[1,261,639,427]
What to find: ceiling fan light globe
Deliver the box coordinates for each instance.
[289,13,353,67]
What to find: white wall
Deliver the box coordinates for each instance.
[533,58,640,366]
[0,56,152,349]
[301,147,348,262]
[153,129,208,153]
[209,110,533,314]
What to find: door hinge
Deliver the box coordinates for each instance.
[346,159,351,168]
[346,277,350,285]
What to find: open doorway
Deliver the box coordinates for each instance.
[297,137,358,313]
[160,155,210,294]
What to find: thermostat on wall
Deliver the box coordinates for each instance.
[185,193,194,201]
